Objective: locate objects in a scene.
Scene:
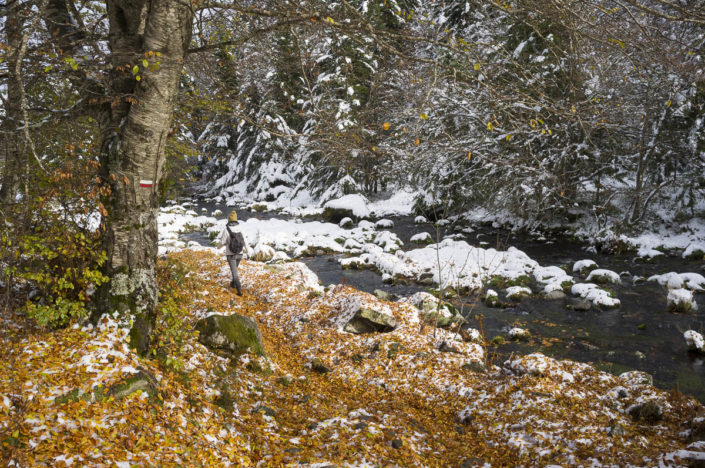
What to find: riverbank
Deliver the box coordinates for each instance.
[2,249,705,465]
[161,200,705,402]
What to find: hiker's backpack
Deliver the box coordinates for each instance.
[227,227,245,254]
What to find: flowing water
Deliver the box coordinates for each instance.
[183,201,705,401]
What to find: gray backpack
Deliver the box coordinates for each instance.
[227,227,245,254]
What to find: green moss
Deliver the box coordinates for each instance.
[54,388,81,405]
[668,301,695,314]
[490,335,506,346]
[196,314,265,358]
[487,275,531,290]
[251,204,268,212]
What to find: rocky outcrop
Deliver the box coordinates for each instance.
[344,308,397,334]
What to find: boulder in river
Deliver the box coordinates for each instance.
[322,194,370,223]
[195,314,265,359]
[667,288,698,313]
[545,290,566,300]
[685,330,705,353]
[506,286,532,301]
[586,268,622,285]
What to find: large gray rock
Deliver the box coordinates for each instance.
[344,308,397,334]
[196,314,265,358]
[545,290,567,300]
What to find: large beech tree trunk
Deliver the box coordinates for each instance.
[97,0,193,354]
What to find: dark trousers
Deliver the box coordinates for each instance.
[227,255,242,292]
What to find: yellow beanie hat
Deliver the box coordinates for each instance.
[228,211,238,222]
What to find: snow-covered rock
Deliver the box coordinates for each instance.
[683,243,705,260]
[398,292,458,327]
[573,259,597,274]
[637,246,664,259]
[649,272,705,291]
[341,239,539,291]
[410,232,433,244]
[323,194,371,219]
[586,268,621,285]
[571,283,621,308]
[505,353,575,383]
[667,288,697,312]
[339,217,354,228]
[684,330,705,353]
[508,327,530,340]
[252,243,275,262]
[414,216,428,224]
[375,219,394,229]
[506,286,532,301]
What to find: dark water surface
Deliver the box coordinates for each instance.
[184,200,705,401]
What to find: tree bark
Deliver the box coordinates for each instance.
[0,1,26,205]
[96,0,193,355]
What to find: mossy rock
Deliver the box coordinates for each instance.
[311,357,332,373]
[108,371,158,400]
[487,275,531,289]
[490,335,506,346]
[251,204,268,212]
[196,314,265,359]
[668,301,695,314]
[55,385,107,405]
[484,295,501,308]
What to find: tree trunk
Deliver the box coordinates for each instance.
[0,1,25,205]
[96,0,193,355]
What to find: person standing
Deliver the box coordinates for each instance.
[217,210,253,296]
